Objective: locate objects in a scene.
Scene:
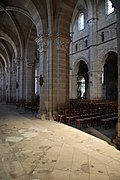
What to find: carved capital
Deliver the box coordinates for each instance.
[39,41,48,53]
[26,59,34,67]
[14,58,20,64]
[55,36,70,51]
[14,58,21,67]
[35,35,48,53]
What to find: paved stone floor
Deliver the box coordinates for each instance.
[0,103,120,180]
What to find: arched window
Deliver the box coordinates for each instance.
[78,13,84,31]
[107,0,114,15]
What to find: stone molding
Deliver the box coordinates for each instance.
[87,18,98,25]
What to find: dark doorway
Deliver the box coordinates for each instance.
[103,52,118,100]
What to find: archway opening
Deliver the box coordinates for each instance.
[103,52,118,100]
[77,61,88,99]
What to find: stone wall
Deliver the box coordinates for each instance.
[70,0,117,100]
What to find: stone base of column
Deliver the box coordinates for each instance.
[36,111,54,120]
[36,111,45,120]
[36,110,41,119]
[48,112,54,121]
[41,112,54,120]
[41,114,47,120]
[53,111,58,121]
[115,136,120,151]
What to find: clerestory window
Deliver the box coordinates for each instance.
[107,0,114,15]
[78,13,84,31]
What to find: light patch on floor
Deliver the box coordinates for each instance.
[6,136,23,143]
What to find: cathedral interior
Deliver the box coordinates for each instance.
[0,0,120,179]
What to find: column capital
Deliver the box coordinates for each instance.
[49,33,56,41]
[5,67,9,72]
[35,35,48,53]
[55,35,70,51]
[26,60,34,67]
[14,58,21,65]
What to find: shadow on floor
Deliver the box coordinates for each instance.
[81,125,116,146]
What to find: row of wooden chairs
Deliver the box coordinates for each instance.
[58,99,118,130]
[58,112,117,129]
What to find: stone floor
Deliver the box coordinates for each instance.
[0,103,120,180]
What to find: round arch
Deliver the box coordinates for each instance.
[0,41,12,66]
[102,51,118,100]
[70,58,89,99]
[0,53,7,68]
[98,47,117,69]
[72,57,89,76]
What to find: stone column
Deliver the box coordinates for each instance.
[19,58,26,106]
[35,60,39,95]
[113,0,120,149]
[36,36,48,119]
[43,34,71,119]
[88,71,102,99]
[26,60,35,103]
[16,59,20,104]
[5,67,9,104]
[70,73,77,99]
[46,35,54,120]
[55,35,70,112]
[36,35,70,119]
[8,66,12,103]
[2,71,5,101]
[87,16,102,99]
[0,74,1,102]
[11,60,16,103]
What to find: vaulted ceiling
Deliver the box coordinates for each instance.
[0,0,91,72]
